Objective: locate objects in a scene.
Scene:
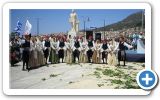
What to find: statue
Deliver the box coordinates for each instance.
[69,9,77,31]
[68,9,79,39]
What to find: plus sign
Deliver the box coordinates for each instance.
[142,74,153,85]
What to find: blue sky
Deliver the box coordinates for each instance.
[10,9,143,35]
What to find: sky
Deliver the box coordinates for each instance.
[10,9,143,35]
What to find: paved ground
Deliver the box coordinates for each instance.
[10,62,144,89]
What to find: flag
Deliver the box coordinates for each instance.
[14,20,22,36]
[24,20,32,35]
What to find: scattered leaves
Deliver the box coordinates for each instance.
[68,81,74,84]
[41,78,46,81]
[50,74,59,78]
[97,84,104,87]
[93,71,101,78]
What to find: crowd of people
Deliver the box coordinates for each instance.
[10,33,139,72]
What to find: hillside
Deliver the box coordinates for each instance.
[95,11,145,31]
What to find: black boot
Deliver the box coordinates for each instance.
[22,61,25,71]
[62,58,63,63]
[123,60,126,66]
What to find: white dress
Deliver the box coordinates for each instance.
[65,41,73,64]
[92,43,102,63]
[36,40,45,66]
[29,41,38,68]
[107,41,117,66]
[80,42,87,63]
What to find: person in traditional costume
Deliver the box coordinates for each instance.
[63,36,68,62]
[19,35,25,61]
[101,39,110,64]
[65,38,73,64]
[79,38,87,63]
[68,35,74,47]
[49,36,59,64]
[114,36,133,66]
[43,36,51,64]
[107,39,117,66]
[86,36,94,63]
[73,37,81,63]
[92,39,102,64]
[22,34,30,71]
[57,37,66,63]
[29,36,38,69]
[36,36,46,66]
[10,38,21,66]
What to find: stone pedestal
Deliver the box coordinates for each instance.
[68,29,77,39]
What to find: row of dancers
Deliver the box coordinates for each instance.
[10,34,133,71]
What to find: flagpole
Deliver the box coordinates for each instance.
[142,10,144,31]
[103,19,106,40]
[36,18,40,36]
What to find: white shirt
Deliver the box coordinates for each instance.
[114,42,133,51]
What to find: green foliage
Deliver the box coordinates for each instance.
[97,84,104,87]
[124,81,140,89]
[102,69,114,77]
[95,67,103,71]
[101,68,140,89]
[102,69,124,77]
[123,75,139,89]
[93,71,101,78]
[111,79,123,85]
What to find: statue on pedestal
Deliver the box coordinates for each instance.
[68,9,79,39]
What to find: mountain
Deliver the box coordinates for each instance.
[95,11,145,31]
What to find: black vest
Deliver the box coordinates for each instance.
[119,42,125,50]
[45,41,50,47]
[74,41,80,48]
[23,40,30,48]
[102,44,108,50]
[88,41,93,47]
[59,41,65,48]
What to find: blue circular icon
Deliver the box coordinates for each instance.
[136,70,158,90]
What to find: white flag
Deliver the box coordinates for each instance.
[24,20,32,35]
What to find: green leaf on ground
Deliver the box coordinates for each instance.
[68,81,74,84]
[102,69,125,78]
[95,67,103,71]
[41,78,46,81]
[93,71,101,78]
[97,84,104,87]
[111,79,123,85]
[50,74,60,78]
